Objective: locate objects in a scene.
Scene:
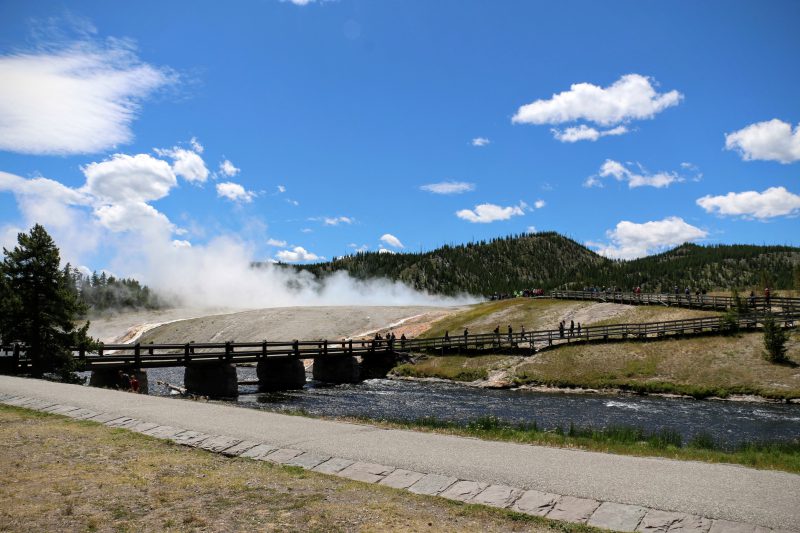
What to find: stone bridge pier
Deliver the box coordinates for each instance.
[184,363,237,397]
[313,354,361,383]
[360,351,400,380]
[257,357,306,391]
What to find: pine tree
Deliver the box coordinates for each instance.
[0,224,92,378]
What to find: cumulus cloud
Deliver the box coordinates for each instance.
[513,74,681,142]
[172,239,191,248]
[534,199,546,209]
[420,181,475,195]
[219,159,240,177]
[724,119,800,164]
[0,40,173,155]
[380,233,404,249]
[591,217,707,259]
[82,153,176,202]
[551,125,628,143]
[266,238,287,247]
[526,226,537,234]
[322,216,353,226]
[277,185,286,193]
[471,137,490,147]
[585,159,687,189]
[155,143,209,183]
[276,246,322,262]
[456,201,527,223]
[216,181,256,203]
[697,187,800,220]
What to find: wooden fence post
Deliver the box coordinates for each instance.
[134,342,141,368]
[293,340,300,358]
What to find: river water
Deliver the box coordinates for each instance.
[134,366,800,449]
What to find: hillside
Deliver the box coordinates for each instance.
[297,233,800,296]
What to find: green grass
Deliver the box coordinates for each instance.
[393,355,509,381]
[356,415,800,474]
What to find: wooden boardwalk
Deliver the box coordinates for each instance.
[1,293,798,371]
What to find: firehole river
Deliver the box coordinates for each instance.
[124,366,800,450]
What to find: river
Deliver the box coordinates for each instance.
[129,366,800,449]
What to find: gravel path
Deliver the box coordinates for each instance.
[2,375,798,530]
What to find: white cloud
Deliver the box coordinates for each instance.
[380,233,405,249]
[323,216,353,226]
[216,182,256,203]
[526,226,537,234]
[471,137,490,147]
[378,247,396,254]
[189,137,203,154]
[287,199,299,206]
[724,119,800,164]
[94,201,173,233]
[456,201,527,223]
[591,216,707,259]
[585,159,685,189]
[349,243,369,252]
[534,199,546,209]
[551,125,628,143]
[82,153,176,202]
[277,185,286,193]
[155,144,209,183]
[266,238,288,247]
[0,41,173,155]
[512,74,682,128]
[276,246,321,262]
[420,181,475,195]
[172,239,192,248]
[696,187,800,220]
[219,159,240,177]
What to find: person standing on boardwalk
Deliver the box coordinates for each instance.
[569,320,575,337]
[764,287,771,307]
[577,322,582,336]
[493,325,500,347]
[507,324,513,345]
[558,321,565,339]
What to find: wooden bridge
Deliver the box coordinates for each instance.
[548,290,797,313]
[1,292,798,396]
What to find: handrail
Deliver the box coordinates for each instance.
[2,308,796,370]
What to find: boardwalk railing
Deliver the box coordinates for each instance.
[548,290,799,313]
[2,310,797,371]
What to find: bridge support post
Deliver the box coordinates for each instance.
[89,368,149,394]
[360,348,399,380]
[257,358,306,391]
[313,355,361,383]
[184,363,237,397]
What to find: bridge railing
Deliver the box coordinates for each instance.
[548,290,798,311]
[1,310,797,370]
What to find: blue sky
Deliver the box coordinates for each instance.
[0,0,798,277]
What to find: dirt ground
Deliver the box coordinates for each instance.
[0,406,594,533]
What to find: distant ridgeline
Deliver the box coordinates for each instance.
[295,232,800,297]
[63,265,165,313]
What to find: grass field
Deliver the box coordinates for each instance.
[514,331,800,400]
[0,405,601,533]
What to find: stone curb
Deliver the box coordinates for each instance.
[1,395,794,533]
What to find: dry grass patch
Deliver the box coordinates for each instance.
[421,299,594,339]
[514,332,800,399]
[586,306,720,327]
[394,355,512,381]
[0,406,598,533]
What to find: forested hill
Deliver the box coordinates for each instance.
[296,233,800,296]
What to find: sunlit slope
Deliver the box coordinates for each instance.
[418,298,717,338]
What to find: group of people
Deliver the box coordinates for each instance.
[557,320,581,338]
[116,369,140,393]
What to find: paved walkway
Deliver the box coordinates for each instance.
[1,376,798,532]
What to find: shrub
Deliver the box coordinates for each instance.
[763,314,788,363]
